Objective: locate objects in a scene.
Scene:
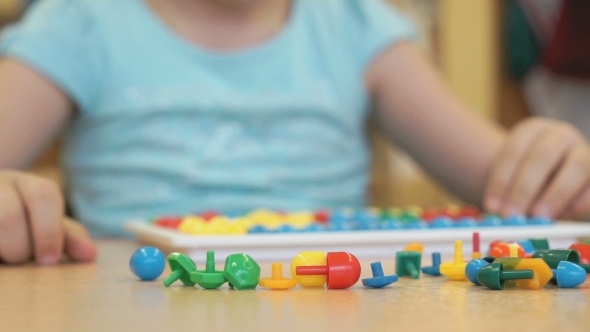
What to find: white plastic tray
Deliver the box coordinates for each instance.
[125,221,590,263]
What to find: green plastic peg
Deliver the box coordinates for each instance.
[190,251,228,289]
[223,253,261,290]
[396,251,421,279]
[494,257,522,288]
[529,238,550,251]
[163,253,197,287]
[477,262,534,290]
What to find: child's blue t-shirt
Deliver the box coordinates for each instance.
[0,0,415,237]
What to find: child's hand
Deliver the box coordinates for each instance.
[0,171,97,265]
[484,117,590,220]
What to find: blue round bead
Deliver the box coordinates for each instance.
[248,225,272,234]
[454,217,478,228]
[516,240,536,254]
[429,216,453,228]
[465,259,489,285]
[404,220,428,229]
[503,214,527,226]
[479,215,503,227]
[129,246,166,281]
[275,224,298,233]
[380,219,404,230]
[303,223,325,232]
[528,216,554,225]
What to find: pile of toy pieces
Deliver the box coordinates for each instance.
[151,205,554,235]
[129,232,590,290]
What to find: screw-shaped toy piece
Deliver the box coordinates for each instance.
[190,251,227,289]
[465,259,490,285]
[163,253,197,287]
[295,252,361,289]
[259,263,297,290]
[223,253,261,290]
[533,249,590,285]
[362,262,399,288]
[396,251,421,279]
[421,253,442,276]
[477,262,534,290]
[440,240,467,281]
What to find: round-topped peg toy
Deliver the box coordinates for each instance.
[396,251,421,279]
[569,244,590,264]
[503,214,528,226]
[477,262,534,290]
[440,240,467,281]
[291,252,328,287]
[163,253,197,287]
[189,251,227,289]
[479,214,502,227]
[223,253,261,290]
[259,263,297,290]
[362,262,399,288]
[465,259,490,285]
[429,216,453,228]
[533,249,590,285]
[422,253,442,276]
[129,246,166,281]
[295,252,361,289]
[472,232,481,259]
[552,261,587,288]
[493,244,525,288]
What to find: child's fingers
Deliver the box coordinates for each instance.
[536,145,590,219]
[484,118,549,213]
[501,128,580,217]
[13,174,64,265]
[0,179,31,263]
[64,218,97,262]
[563,184,590,220]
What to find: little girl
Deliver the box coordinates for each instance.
[1,0,589,265]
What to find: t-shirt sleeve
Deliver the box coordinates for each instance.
[345,0,418,70]
[0,0,104,111]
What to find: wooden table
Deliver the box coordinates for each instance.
[1,241,590,332]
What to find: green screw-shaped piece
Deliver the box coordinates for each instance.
[494,257,522,288]
[396,251,421,279]
[529,238,550,251]
[190,251,227,289]
[534,249,590,284]
[223,254,261,290]
[163,253,197,287]
[477,262,534,290]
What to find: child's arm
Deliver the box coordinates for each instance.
[367,42,590,219]
[0,58,96,264]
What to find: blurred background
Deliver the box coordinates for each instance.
[1,0,584,209]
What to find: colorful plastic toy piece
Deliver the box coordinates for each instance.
[163,253,197,287]
[511,258,553,290]
[517,240,535,254]
[129,246,166,281]
[314,210,330,223]
[479,214,503,227]
[552,261,587,288]
[223,253,261,290]
[477,262,534,290]
[395,251,421,279]
[454,217,478,228]
[503,214,527,226]
[528,216,553,225]
[404,220,428,229]
[404,243,424,254]
[533,249,590,284]
[380,218,404,230]
[440,240,467,281]
[154,216,183,229]
[529,238,550,251]
[569,243,590,264]
[259,263,297,290]
[291,252,328,287]
[362,262,399,288]
[295,252,361,289]
[190,251,227,289]
[488,242,525,258]
[465,259,490,285]
[472,232,481,259]
[429,216,453,228]
[422,252,442,276]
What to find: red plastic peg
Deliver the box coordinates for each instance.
[295,252,361,289]
[472,232,481,259]
[570,244,590,264]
